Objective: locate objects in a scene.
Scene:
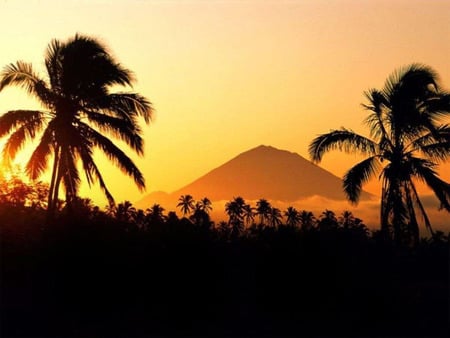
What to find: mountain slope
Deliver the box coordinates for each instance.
[136,145,372,209]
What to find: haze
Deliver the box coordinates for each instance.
[0,0,449,210]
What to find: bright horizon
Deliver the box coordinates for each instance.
[0,0,449,225]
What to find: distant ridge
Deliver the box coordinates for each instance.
[136,145,372,209]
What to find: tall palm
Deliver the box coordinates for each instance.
[0,34,152,217]
[177,194,195,216]
[309,64,450,244]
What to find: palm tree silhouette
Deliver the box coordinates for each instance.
[318,209,338,231]
[225,196,246,236]
[242,203,255,227]
[309,64,450,245]
[177,194,195,216]
[198,197,213,214]
[284,206,300,227]
[256,198,271,226]
[299,210,316,231]
[269,207,283,227]
[0,34,152,218]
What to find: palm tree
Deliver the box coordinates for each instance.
[145,203,166,226]
[256,198,271,226]
[115,200,136,223]
[299,210,316,231]
[190,202,212,229]
[0,34,152,218]
[198,197,213,214]
[177,194,195,216]
[269,207,283,227]
[242,203,255,227]
[225,196,246,236]
[309,64,450,245]
[318,209,338,231]
[338,210,356,229]
[284,206,300,227]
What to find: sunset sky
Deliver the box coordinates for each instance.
[0,0,449,211]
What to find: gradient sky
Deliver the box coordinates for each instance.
[0,0,449,209]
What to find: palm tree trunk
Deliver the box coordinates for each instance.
[47,145,61,221]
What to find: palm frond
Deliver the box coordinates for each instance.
[77,142,114,203]
[343,156,381,203]
[309,128,377,163]
[25,125,55,179]
[0,62,52,105]
[1,116,45,164]
[0,110,45,138]
[95,93,153,124]
[409,157,450,211]
[45,38,63,92]
[83,110,144,154]
[409,180,433,235]
[84,126,145,190]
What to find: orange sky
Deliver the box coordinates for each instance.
[0,0,449,210]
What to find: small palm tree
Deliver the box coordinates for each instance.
[309,64,450,245]
[198,197,213,214]
[256,198,271,226]
[0,34,152,218]
[177,194,195,216]
[318,209,338,231]
[269,207,283,227]
[225,196,246,236]
[338,210,356,229]
[284,206,300,227]
[145,203,166,226]
[299,210,316,231]
[242,203,255,227]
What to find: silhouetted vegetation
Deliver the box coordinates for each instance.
[310,64,450,246]
[1,185,448,337]
[0,34,152,219]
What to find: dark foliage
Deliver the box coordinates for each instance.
[1,199,448,338]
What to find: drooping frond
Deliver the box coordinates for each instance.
[1,115,45,164]
[94,93,153,124]
[408,180,433,235]
[309,129,377,163]
[25,125,55,179]
[0,62,51,105]
[343,156,381,203]
[410,124,450,162]
[77,142,114,203]
[0,110,44,138]
[83,110,144,154]
[83,125,145,190]
[409,157,450,211]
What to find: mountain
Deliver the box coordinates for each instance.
[136,145,372,209]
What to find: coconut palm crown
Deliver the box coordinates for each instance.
[0,34,152,215]
[309,64,450,245]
